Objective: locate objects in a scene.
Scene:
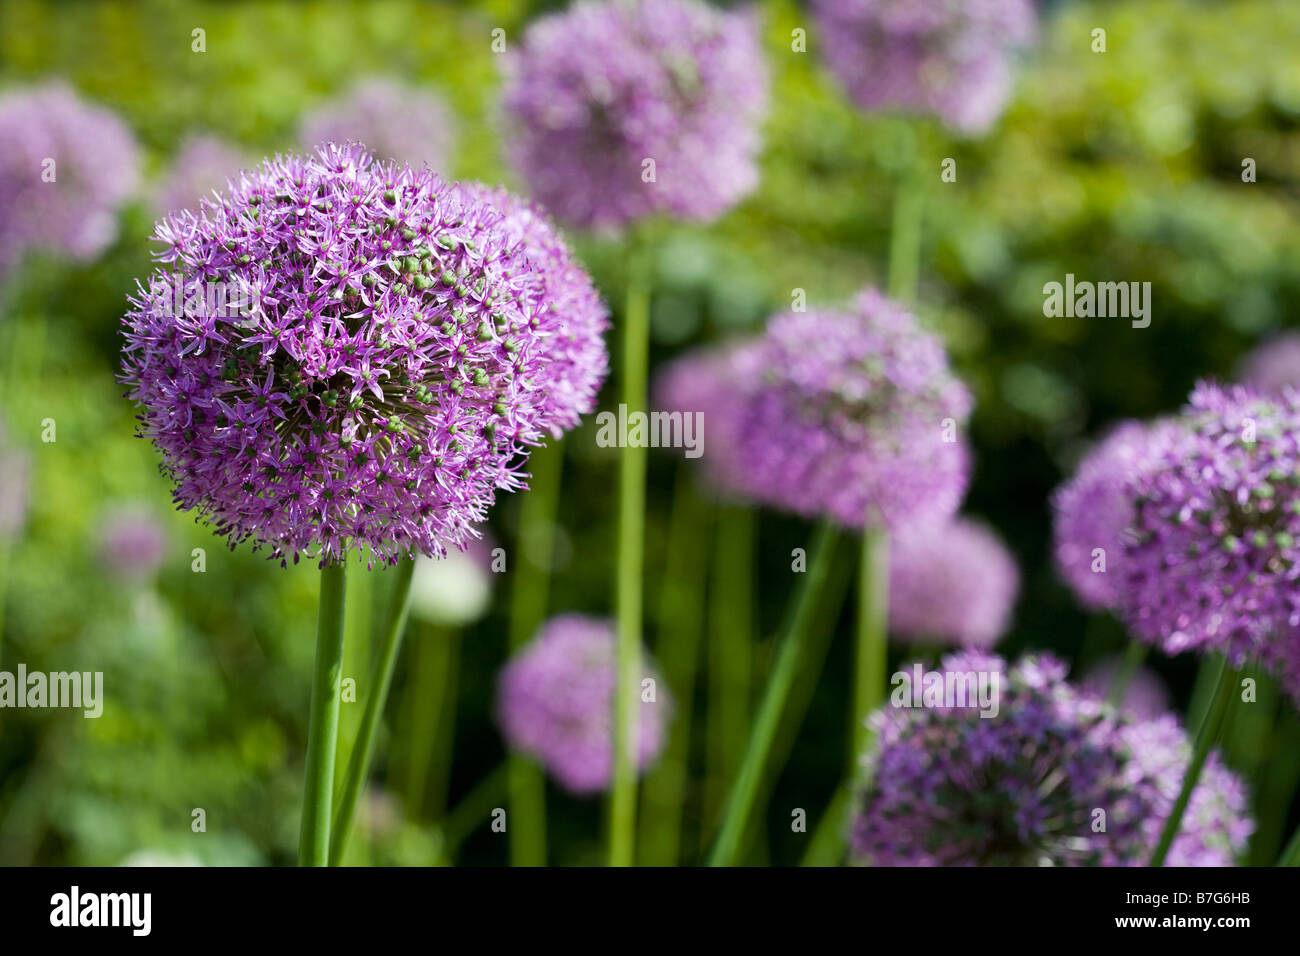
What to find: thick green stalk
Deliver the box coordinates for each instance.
[706,506,754,823]
[1278,820,1300,866]
[611,255,651,867]
[329,556,415,865]
[299,561,348,866]
[887,173,923,304]
[437,763,509,865]
[508,440,564,866]
[402,623,456,819]
[638,469,711,866]
[708,522,841,866]
[1149,658,1238,866]
[801,785,852,866]
[854,526,889,758]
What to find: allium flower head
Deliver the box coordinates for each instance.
[97,505,169,581]
[1117,382,1300,701]
[300,78,456,172]
[1237,331,1300,394]
[501,0,769,229]
[851,652,1251,866]
[121,143,606,566]
[0,81,139,274]
[888,518,1018,647]
[496,614,669,793]
[658,288,971,532]
[155,134,247,216]
[457,183,609,433]
[1051,420,1175,611]
[811,0,1036,134]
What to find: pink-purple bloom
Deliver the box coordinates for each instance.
[888,518,1019,647]
[851,652,1251,866]
[1051,420,1173,611]
[155,134,247,216]
[501,0,769,229]
[811,0,1036,134]
[657,288,971,532]
[457,183,609,435]
[120,143,607,567]
[0,81,139,276]
[1117,383,1300,702]
[496,614,669,794]
[300,78,456,173]
[1236,331,1300,394]
[97,505,169,580]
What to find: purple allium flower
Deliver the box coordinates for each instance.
[501,0,769,230]
[887,518,1019,648]
[851,652,1251,866]
[811,0,1036,134]
[299,78,456,173]
[496,613,669,794]
[1117,382,1300,702]
[97,505,169,580]
[1079,657,1171,722]
[155,134,247,216]
[1236,331,1300,394]
[657,288,971,532]
[0,81,139,275]
[120,143,607,567]
[456,183,609,434]
[1120,716,1254,867]
[1051,420,1175,611]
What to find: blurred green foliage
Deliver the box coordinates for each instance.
[0,0,1297,865]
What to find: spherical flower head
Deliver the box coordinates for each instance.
[501,0,769,229]
[888,517,1019,647]
[0,81,139,275]
[121,143,605,567]
[409,532,495,627]
[851,652,1251,865]
[1236,331,1300,395]
[456,183,609,434]
[97,505,169,580]
[662,288,971,532]
[496,614,669,794]
[811,0,1036,134]
[1118,382,1300,703]
[1120,716,1253,866]
[1051,420,1176,611]
[155,134,247,216]
[1079,656,1171,722]
[300,78,456,173]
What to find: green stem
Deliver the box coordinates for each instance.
[638,468,711,866]
[438,763,510,865]
[887,173,923,304]
[801,785,852,867]
[508,440,563,866]
[402,623,455,819]
[299,561,348,867]
[706,506,753,824]
[708,521,841,867]
[1149,658,1238,866]
[329,556,415,866]
[854,526,889,758]
[1107,640,1148,711]
[611,253,651,867]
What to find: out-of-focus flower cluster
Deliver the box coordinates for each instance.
[0,81,139,276]
[496,614,668,793]
[851,652,1251,866]
[658,287,971,533]
[502,0,768,229]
